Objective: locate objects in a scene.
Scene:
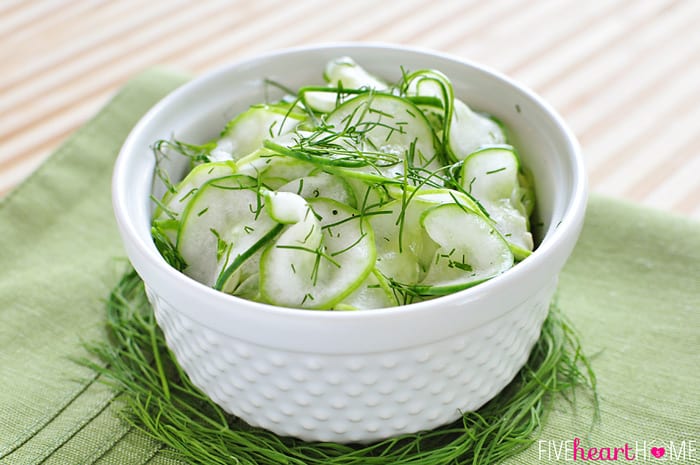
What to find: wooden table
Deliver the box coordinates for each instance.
[2,0,699,219]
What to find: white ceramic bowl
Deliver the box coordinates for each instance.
[113,43,587,443]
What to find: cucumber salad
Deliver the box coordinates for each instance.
[151,57,536,310]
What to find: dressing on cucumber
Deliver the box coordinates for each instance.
[151,57,537,310]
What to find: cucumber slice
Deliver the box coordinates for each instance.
[384,184,486,219]
[237,150,319,185]
[416,204,514,295]
[405,69,452,103]
[151,57,537,310]
[462,146,520,201]
[448,98,506,161]
[216,104,306,160]
[324,93,441,181]
[334,268,398,310]
[153,161,237,246]
[260,198,375,309]
[369,200,424,285]
[325,56,388,90]
[154,161,237,221]
[370,186,493,286]
[516,168,536,217]
[461,147,534,255]
[277,172,357,208]
[264,190,312,224]
[403,69,454,139]
[177,175,282,290]
[232,272,260,300]
[303,57,389,113]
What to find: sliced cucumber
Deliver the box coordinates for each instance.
[324,93,442,181]
[303,57,389,113]
[462,146,519,201]
[152,57,537,310]
[325,56,388,90]
[448,98,506,161]
[384,184,486,219]
[405,69,452,103]
[152,161,238,249]
[369,200,424,285]
[416,204,514,295]
[488,202,533,259]
[403,69,454,139]
[154,161,237,222]
[236,150,319,186]
[516,168,536,217]
[371,186,494,286]
[460,146,534,256]
[216,104,306,160]
[334,268,398,310]
[277,172,357,208]
[232,272,260,300]
[260,198,375,309]
[177,175,282,290]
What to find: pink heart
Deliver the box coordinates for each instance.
[650,447,666,459]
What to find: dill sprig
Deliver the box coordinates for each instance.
[83,269,597,465]
[151,226,187,271]
[154,139,216,166]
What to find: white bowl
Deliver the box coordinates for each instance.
[113,43,587,443]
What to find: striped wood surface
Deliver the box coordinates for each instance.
[2,0,699,218]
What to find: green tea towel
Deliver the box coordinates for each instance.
[0,70,698,465]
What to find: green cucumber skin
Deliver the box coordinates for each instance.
[213,223,284,291]
[416,203,514,294]
[460,146,535,255]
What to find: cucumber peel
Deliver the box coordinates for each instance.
[414,203,514,295]
[461,146,534,255]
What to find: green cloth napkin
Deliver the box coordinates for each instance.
[1,70,698,465]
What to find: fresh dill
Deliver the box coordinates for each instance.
[151,227,187,271]
[209,228,228,262]
[83,270,597,465]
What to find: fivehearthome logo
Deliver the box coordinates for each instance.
[538,438,697,462]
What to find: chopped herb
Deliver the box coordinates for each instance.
[209,228,228,262]
[302,224,316,244]
[180,188,198,203]
[268,120,279,138]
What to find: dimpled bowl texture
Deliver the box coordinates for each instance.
[112,43,587,443]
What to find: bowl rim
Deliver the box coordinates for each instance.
[113,41,587,323]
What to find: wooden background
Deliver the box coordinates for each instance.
[2,0,699,219]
